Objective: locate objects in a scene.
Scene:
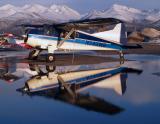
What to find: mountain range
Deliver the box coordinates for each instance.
[82,4,160,23]
[0,4,159,34]
[0,4,80,22]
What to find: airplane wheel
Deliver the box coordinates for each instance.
[119,51,124,62]
[46,65,56,72]
[28,50,39,60]
[46,54,55,63]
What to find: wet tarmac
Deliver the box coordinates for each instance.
[0,51,160,124]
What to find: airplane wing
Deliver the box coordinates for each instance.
[20,18,122,31]
[20,24,53,29]
[55,18,123,31]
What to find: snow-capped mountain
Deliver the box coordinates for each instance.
[0,4,159,34]
[146,9,160,22]
[0,4,81,34]
[0,4,159,24]
[82,4,160,23]
[151,19,160,29]
[0,4,81,22]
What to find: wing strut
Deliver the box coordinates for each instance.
[57,75,76,98]
[57,28,75,49]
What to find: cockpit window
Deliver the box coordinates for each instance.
[25,27,78,39]
[26,28,44,35]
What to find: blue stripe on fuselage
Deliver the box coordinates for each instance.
[28,34,123,50]
[77,31,121,46]
[30,67,126,92]
[68,67,125,86]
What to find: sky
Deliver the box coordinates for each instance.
[0,0,159,13]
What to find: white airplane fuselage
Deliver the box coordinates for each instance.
[25,23,128,61]
[26,67,126,93]
[27,33,123,51]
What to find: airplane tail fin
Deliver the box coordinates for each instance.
[92,23,127,45]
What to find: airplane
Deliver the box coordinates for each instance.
[18,63,142,95]
[18,82,124,115]
[17,64,142,115]
[0,61,20,83]
[0,33,32,50]
[0,58,37,83]
[22,18,142,62]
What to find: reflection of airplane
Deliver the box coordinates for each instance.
[0,60,36,83]
[0,62,20,83]
[21,64,142,93]
[17,64,142,115]
[22,86,124,115]
[22,18,142,62]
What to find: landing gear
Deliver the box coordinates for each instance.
[29,64,44,75]
[28,49,41,60]
[29,64,37,71]
[46,45,56,63]
[119,51,124,64]
[46,53,55,63]
[46,65,56,72]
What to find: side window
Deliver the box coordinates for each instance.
[52,30,59,37]
[60,32,64,38]
[44,27,50,35]
[44,27,59,37]
[27,28,44,35]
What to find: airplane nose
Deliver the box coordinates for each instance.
[16,84,30,93]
